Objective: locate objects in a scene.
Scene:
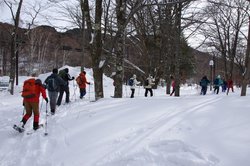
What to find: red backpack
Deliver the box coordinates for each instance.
[21,79,36,99]
[76,76,83,86]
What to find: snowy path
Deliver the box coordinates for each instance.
[0,89,249,166]
[91,96,222,166]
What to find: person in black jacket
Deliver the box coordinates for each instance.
[44,68,66,114]
[56,68,74,106]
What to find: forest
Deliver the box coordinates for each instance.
[0,0,250,100]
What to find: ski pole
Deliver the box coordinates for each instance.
[22,105,25,116]
[125,84,127,97]
[138,85,140,96]
[44,102,48,136]
[72,80,77,101]
[88,83,91,100]
[40,99,44,112]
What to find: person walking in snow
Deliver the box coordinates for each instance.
[19,73,48,130]
[213,75,223,94]
[44,68,66,115]
[57,68,75,106]
[144,75,155,97]
[221,78,227,92]
[227,77,234,95]
[199,76,210,95]
[170,75,176,96]
[129,74,140,98]
[76,70,91,99]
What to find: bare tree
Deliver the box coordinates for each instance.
[82,0,104,100]
[200,0,249,88]
[4,0,23,94]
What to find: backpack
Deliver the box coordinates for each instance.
[144,79,149,86]
[58,70,66,80]
[21,79,36,99]
[76,76,83,86]
[128,78,134,86]
[200,79,207,87]
[214,78,219,85]
[47,77,58,91]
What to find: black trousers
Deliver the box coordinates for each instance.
[214,86,219,94]
[201,86,207,95]
[130,89,135,98]
[145,88,153,97]
[57,86,70,105]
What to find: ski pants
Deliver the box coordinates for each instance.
[130,88,135,98]
[227,86,234,95]
[22,102,39,127]
[214,86,219,94]
[57,86,70,105]
[201,86,207,95]
[145,88,153,97]
[170,88,175,96]
[48,91,58,111]
[79,88,86,98]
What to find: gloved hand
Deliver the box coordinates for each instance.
[45,97,49,103]
[72,77,75,79]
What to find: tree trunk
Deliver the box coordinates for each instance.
[8,0,23,95]
[82,0,104,100]
[174,3,182,97]
[80,0,85,70]
[114,0,126,98]
[93,0,104,100]
[241,16,250,96]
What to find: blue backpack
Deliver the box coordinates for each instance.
[128,79,134,86]
[47,77,58,91]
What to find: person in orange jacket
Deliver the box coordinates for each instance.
[20,74,48,130]
[76,70,91,99]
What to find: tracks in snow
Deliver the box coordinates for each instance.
[95,96,223,164]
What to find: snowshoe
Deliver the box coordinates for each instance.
[13,124,25,133]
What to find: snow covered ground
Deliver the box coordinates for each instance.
[0,66,250,166]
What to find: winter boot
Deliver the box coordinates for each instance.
[20,119,26,128]
[33,122,39,130]
[51,109,55,115]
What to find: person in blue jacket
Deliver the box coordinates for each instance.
[213,75,223,94]
[200,76,210,95]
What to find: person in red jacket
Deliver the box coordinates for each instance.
[20,74,48,130]
[76,70,91,99]
[227,77,234,95]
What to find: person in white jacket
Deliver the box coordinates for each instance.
[144,75,155,97]
[129,74,140,98]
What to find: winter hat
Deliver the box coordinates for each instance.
[52,68,58,74]
[133,74,136,78]
[64,68,69,73]
[217,75,221,78]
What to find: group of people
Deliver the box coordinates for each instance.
[129,74,176,98]
[18,68,91,131]
[129,74,156,98]
[18,69,235,131]
[128,73,234,98]
[199,75,234,95]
